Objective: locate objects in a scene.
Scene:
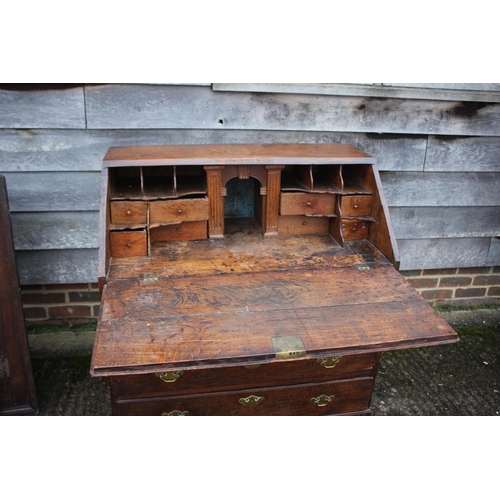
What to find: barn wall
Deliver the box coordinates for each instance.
[1,83,499,286]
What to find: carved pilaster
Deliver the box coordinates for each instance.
[264,166,284,236]
[204,166,224,238]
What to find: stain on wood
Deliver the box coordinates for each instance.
[450,102,489,118]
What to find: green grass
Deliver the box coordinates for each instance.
[27,323,97,335]
[434,303,499,313]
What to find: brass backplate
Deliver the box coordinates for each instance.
[271,335,306,360]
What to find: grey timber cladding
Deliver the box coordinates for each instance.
[15,249,97,285]
[381,172,500,207]
[0,86,86,129]
[11,212,98,250]
[425,136,500,172]
[0,129,427,172]
[4,172,100,211]
[391,207,500,239]
[84,85,500,136]
[213,83,500,103]
[0,83,499,284]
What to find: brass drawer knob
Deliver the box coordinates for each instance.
[310,394,335,407]
[317,356,342,369]
[126,210,131,215]
[306,201,311,206]
[239,395,265,407]
[156,371,184,383]
[353,204,358,209]
[177,209,182,214]
[162,410,189,416]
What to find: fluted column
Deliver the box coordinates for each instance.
[264,166,284,236]
[204,166,225,238]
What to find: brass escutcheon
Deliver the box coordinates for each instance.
[156,371,184,383]
[162,410,189,416]
[317,356,342,369]
[239,395,265,407]
[310,394,335,407]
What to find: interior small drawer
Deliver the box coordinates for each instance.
[110,353,380,400]
[277,215,330,235]
[110,230,147,257]
[149,198,209,225]
[341,195,372,217]
[280,192,336,216]
[110,201,148,224]
[342,219,370,240]
[113,377,375,416]
[150,220,207,242]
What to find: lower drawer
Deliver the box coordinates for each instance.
[110,230,147,257]
[110,353,380,399]
[113,377,375,416]
[342,219,370,240]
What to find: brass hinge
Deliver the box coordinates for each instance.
[355,263,371,273]
[140,273,159,286]
[271,335,306,360]
[0,356,10,378]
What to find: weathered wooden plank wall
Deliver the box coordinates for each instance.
[0,83,499,283]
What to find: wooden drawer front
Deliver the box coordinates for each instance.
[113,377,375,416]
[110,230,147,257]
[149,198,209,225]
[110,353,380,399]
[278,215,329,235]
[150,221,207,242]
[280,193,336,216]
[110,201,147,224]
[341,195,372,217]
[342,219,369,240]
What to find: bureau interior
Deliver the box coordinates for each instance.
[106,162,393,264]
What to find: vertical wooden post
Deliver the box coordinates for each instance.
[264,166,284,236]
[0,175,38,415]
[204,166,225,238]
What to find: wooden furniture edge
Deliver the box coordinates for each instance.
[102,143,375,167]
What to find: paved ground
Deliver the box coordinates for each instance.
[26,309,500,416]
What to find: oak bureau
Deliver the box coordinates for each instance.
[90,144,458,416]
